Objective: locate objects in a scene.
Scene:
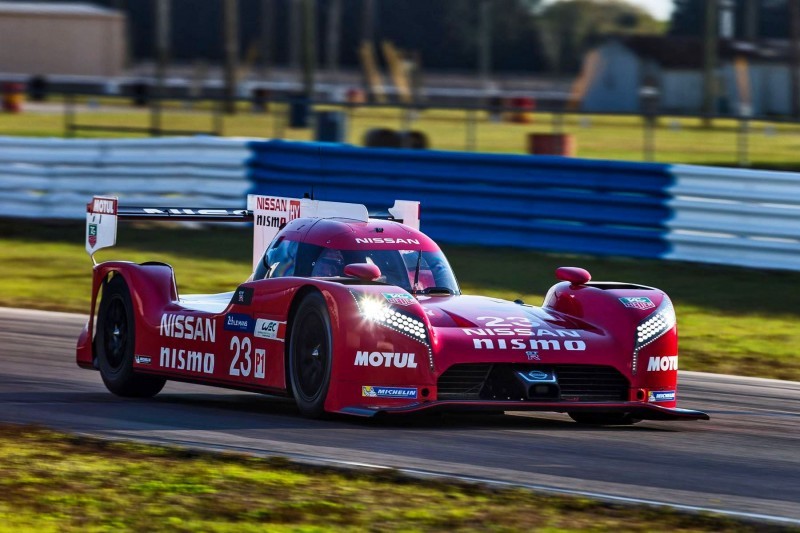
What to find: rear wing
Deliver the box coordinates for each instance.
[85,195,421,268]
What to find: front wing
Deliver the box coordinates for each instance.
[339,400,710,420]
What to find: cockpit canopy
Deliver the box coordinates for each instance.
[254,237,460,294]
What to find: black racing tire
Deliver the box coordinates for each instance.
[96,275,166,398]
[288,291,333,418]
[568,412,641,426]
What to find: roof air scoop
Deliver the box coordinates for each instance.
[555,267,591,287]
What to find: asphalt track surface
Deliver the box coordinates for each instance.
[2,307,799,524]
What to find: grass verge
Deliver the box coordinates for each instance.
[0,424,787,532]
[3,99,800,169]
[1,219,798,380]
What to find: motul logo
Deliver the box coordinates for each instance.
[648,356,678,371]
[92,198,117,215]
[354,351,417,368]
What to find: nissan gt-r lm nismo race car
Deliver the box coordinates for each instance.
[77,194,709,425]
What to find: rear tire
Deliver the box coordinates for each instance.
[568,412,641,426]
[96,275,166,398]
[288,292,333,418]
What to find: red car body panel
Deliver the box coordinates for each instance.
[77,214,707,422]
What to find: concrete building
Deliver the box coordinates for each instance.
[581,35,793,117]
[0,2,126,77]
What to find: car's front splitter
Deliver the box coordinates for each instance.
[338,400,709,421]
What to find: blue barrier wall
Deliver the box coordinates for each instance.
[248,140,675,258]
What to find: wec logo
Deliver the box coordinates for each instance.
[354,351,418,369]
[648,356,678,371]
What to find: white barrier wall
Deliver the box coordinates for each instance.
[1,135,800,272]
[0,137,252,219]
[667,165,800,271]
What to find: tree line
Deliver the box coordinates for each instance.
[29,0,795,74]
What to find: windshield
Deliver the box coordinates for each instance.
[308,246,460,294]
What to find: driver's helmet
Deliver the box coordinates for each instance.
[312,248,344,277]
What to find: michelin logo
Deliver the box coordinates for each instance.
[362,386,418,399]
[648,390,676,402]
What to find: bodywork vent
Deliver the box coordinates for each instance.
[437,364,629,402]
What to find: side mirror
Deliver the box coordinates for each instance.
[555,266,591,286]
[344,263,382,281]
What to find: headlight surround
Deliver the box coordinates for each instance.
[632,297,676,374]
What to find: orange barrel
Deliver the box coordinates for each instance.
[2,82,24,113]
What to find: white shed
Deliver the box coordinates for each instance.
[581,35,793,118]
[0,2,126,77]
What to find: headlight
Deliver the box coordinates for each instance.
[357,296,427,340]
[632,297,676,374]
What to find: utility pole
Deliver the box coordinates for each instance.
[791,0,800,118]
[302,0,316,99]
[702,0,718,126]
[478,0,492,89]
[290,0,301,70]
[260,0,275,76]
[152,0,170,135]
[362,0,375,43]
[744,0,758,43]
[326,0,342,78]
[223,0,239,114]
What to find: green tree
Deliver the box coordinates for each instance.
[538,0,664,73]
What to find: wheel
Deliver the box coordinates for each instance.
[568,412,641,426]
[96,275,166,398]
[288,292,333,418]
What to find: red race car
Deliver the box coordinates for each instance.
[77,194,708,425]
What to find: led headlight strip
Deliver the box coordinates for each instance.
[351,291,434,370]
[632,297,676,375]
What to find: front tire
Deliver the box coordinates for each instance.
[568,412,641,426]
[96,275,166,398]
[288,292,333,418]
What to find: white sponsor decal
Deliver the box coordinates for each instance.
[142,208,247,216]
[463,327,580,337]
[91,198,117,215]
[647,356,678,371]
[354,351,418,368]
[254,318,282,340]
[464,327,585,351]
[354,237,421,245]
[160,314,216,343]
[649,390,676,402]
[254,348,266,379]
[134,355,151,365]
[159,347,214,374]
[471,338,586,351]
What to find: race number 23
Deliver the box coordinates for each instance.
[229,335,266,379]
[229,336,252,377]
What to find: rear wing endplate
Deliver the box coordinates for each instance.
[86,195,421,268]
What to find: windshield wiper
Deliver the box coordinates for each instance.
[412,249,422,293]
